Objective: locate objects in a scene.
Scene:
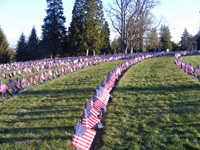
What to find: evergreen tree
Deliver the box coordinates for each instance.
[149,28,159,49]
[180,28,196,50]
[68,0,86,56]
[68,0,105,56]
[27,26,39,60]
[160,25,172,51]
[16,32,28,61]
[196,33,200,50]
[0,28,12,63]
[180,28,190,50]
[100,21,112,54]
[41,0,66,58]
[171,41,180,51]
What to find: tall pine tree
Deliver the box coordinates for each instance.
[180,28,196,50]
[27,26,39,60]
[100,21,112,54]
[0,28,12,63]
[41,0,66,58]
[16,32,27,61]
[160,25,172,51]
[68,0,105,56]
[68,0,86,56]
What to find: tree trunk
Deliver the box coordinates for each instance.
[86,49,89,56]
[93,50,95,56]
[130,47,133,53]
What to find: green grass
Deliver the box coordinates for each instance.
[2,54,200,150]
[180,53,200,67]
[97,55,200,150]
[0,60,125,150]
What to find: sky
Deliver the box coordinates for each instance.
[0,0,200,48]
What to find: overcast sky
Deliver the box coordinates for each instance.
[0,0,200,48]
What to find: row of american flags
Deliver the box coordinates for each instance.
[71,51,181,150]
[0,52,176,99]
[174,50,200,80]
[0,54,129,98]
[0,51,180,149]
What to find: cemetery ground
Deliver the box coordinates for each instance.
[0,55,200,149]
[96,55,200,150]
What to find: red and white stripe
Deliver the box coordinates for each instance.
[72,128,96,150]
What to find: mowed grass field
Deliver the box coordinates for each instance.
[180,53,200,67]
[97,55,200,150]
[0,60,125,150]
[1,54,200,150]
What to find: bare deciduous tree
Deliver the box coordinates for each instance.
[106,0,160,53]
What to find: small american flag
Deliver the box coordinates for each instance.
[0,80,8,94]
[29,75,33,84]
[21,76,28,86]
[91,94,105,110]
[16,78,20,88]
[82,102,101,128]
[9,79,15,89]
[72,122,96,150]
[196,65,200,74]
[34,73,39,81]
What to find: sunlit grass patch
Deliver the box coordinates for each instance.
[0,60,125,149]
[97,55,200,150]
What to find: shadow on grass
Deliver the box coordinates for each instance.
[0,135,72,143]
[0,87,96,144]
[115,83,200,93]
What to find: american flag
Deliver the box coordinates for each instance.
[72,122,96,150]
[1,71,6,79]
[9,79,15,89]
[12,70,15,77]
[0,80,8,94]
[49,69,52,76]
[82,102,101,128]
[91,94,105,110]
[29,75,33,84]
[44,70,49,77]
[16,78,20,88]
[106,72,116,82]
[23,67,27,73]
[40,73,45,81]
[17,69,21,76]
[196,65,200,74]
[34,73,39,81]
[21,76,28,86]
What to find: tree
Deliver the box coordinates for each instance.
[0,28,12,63]
[41,0,67,58]
[68,0,105,56]
[196,33,200,50]
[27,26,39,60]
[100,21,112,54]
[171,41,180,51]
[106,0,160,53]
[16,32,28,61]
[180,28,196,51]
[149,28,159,49]
[111,36,121,53]
[160,25,172,51]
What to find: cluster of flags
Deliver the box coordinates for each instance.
[174,50,200,80]
[0,52,175,99]
[71,53,159,150]
[0,55,130,98]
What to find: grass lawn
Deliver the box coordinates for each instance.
[0,60,125,150]
[97,55,200,150]
[180,53,200,67]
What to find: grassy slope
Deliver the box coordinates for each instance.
[0,60,125,150]
[180,53,200,67]
[97,55,200,150]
